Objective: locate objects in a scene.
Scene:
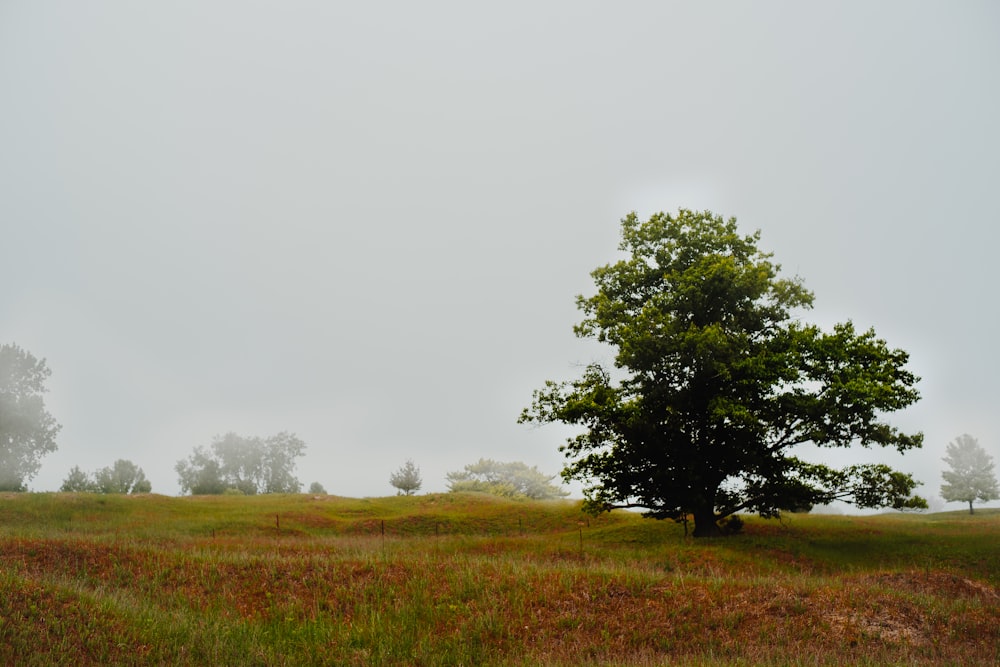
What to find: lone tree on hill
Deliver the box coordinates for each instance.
[940,434,998,514]
[446,459,569,500]
[389,459,423,495]
[0,343,61,491]
[520,209,926,537]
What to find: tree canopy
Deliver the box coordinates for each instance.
[175,432,306,495]
[60,459,151,494]
[389,459,423,495]
[59,466,93,493]
[446,459,569,500]
[0,343,61,491]
[520,210,926,536]
[940,434,998,514]
[93,459,152,494]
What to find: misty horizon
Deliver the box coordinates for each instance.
[2,2,997,513]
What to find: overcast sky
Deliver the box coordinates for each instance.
[2,2,998,509]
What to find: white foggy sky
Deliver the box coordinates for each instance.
[2,2,998,508]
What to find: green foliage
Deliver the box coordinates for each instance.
[308,482,327,495]
[0,343,61,491]
[93,459,152,494]
[175,450,225,495]
[60,461,150,494]
[521,210,925,537]
[59,460,151,494]
[59,466,96,492]
[446,459,569,499]
[175,432,306,495]
[389,459,422,495]
[940,434,999,514]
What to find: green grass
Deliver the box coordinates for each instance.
[0,492,997,665]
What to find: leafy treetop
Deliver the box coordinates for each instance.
[447,459,569,500]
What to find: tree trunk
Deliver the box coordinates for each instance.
[692,507,723,538]
[969,500,974,515]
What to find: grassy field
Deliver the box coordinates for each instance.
[0,492,996,666]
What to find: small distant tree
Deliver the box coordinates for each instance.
[208,432,262,495]
[940,434,999,514]
[259,432,307,494]
[60,465,96,492]
[389,459,422,495]
[175,432,306,495]
[446,459,569,500]
[175,449,226,495]
[0,343,61,491]
[308,482,327,494]
[93,459,152,494]
[60,460,151,494]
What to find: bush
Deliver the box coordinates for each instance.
[719,515,744,535]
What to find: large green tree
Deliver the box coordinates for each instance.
[520,210,925,536]
[0,343,61,491]
[176,431,306,495]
